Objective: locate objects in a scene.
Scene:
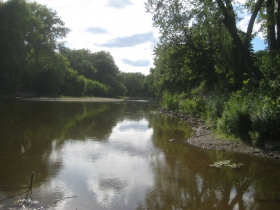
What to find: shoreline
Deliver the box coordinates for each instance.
[2,98,279,160]
[158,109,280,160]
[0,96,125,102]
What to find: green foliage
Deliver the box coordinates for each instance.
[102,74,127,97]
[217,91,253,140]
[0,0,69,95]
[250,96,280,145]
[260,52,280,99]
[160,87,280,146]
[204,92,227,127]
[120,72,146,96]
[61,48,127,97]
[90,51,120,82]
[216,91,280,145]
[60,68,85,96]
[161,92,182,111]
[84,78,109,97]
[179,97,206,116]
[60,48,97,80]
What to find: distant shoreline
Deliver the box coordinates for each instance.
[0,96,125,102]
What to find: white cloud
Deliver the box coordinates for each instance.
[45,118,155,209]
[32,0,158,75]
[238,15,264,40]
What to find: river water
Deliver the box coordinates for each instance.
[0,100,279,210]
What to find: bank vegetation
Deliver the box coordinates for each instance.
[145,0,280,147]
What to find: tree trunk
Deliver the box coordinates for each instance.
[216,0,265,89]
[232,41,243,90]
[267,0,276,50]
[277,0,280,49]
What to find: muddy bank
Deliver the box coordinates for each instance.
[158,109,280,160]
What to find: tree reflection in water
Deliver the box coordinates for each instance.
[137,114,280,210]
[0,101,279,209]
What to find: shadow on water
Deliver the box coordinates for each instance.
[0,101,279,209]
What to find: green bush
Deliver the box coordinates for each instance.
[217,91,280,145]
[60,68,85,96]
[102,74,127,97]
[250,96,280,145]
[217,91,254,140]
[162,91,181,110]
[161,88,280,146]
[260,53,280,99]
[179,97,206,116]
[204,93,227,127]
[84,78,109,97]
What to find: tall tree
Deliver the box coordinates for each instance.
[90,51,120,82]
[0,0,69,93]
[60,48,97,80]
[146,0,265,90]
[259,0,280,51]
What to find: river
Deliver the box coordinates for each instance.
[0,100,279,209]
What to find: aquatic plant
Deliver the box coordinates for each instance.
[210,160,245,169]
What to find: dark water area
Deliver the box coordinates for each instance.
[0,101,279,210]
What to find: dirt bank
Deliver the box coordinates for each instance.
[158,109,280,160]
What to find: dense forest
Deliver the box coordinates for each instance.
[1,0,280,145]
[145,0,280,146]
[0,0,150,97]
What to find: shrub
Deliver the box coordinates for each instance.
[217,91,254,140]
[84,78,109,97]
[179,97,206,116]
[204,93,227,127]
[61,69,85,96]
[162,91,181,110]
[217,91,280,145]
[250,96,280,145]
[260,52,280,99]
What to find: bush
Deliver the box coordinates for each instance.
[204,92,227,127]
[61,68,85,96]
[84,78,109,97]
[217,91,280,145]
[250,96,280,145]
[102,74,127,97]
[217,91,254,140]
[179,97,206,116]
[162,91,181,110]
[260,52,280,99]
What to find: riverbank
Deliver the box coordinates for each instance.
[158,109,280,160]
[0,96,125,102]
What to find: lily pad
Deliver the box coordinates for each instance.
[210,160,244,169]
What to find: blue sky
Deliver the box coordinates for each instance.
[252,37,267,52]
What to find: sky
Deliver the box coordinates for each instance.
[3,0,267,75]
[30,0,159,75]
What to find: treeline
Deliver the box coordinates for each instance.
[146,0,280,145]
[0,0,151,97]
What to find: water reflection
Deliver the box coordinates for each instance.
[138,114,280,210]
[39,118,156,209]
[0,101,280,209]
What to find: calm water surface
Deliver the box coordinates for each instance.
[0,101,280,210]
